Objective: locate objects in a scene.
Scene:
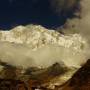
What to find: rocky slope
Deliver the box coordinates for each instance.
[62,59,90,90]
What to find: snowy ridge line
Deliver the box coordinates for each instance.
[0,25,88,51]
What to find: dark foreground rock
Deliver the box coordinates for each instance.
[62,59,90,90]
[0,62,67,90]
[0,59,90,90]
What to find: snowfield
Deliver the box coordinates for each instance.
[0,25,89,69]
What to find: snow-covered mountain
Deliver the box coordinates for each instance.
[0,25,89,69]
[0,25,88,51]
[0,25,89,89]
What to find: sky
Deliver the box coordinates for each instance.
[0,0,65,30]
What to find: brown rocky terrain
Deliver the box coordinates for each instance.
[62,59,90,90]
[0,59,90,90]
[0,62,68,90]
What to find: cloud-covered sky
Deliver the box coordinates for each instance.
[0,0,74,30]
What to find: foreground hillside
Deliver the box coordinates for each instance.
[62,59,90,90]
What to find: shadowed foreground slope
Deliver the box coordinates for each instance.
[0,59,90,90]
[62,59,90,90]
